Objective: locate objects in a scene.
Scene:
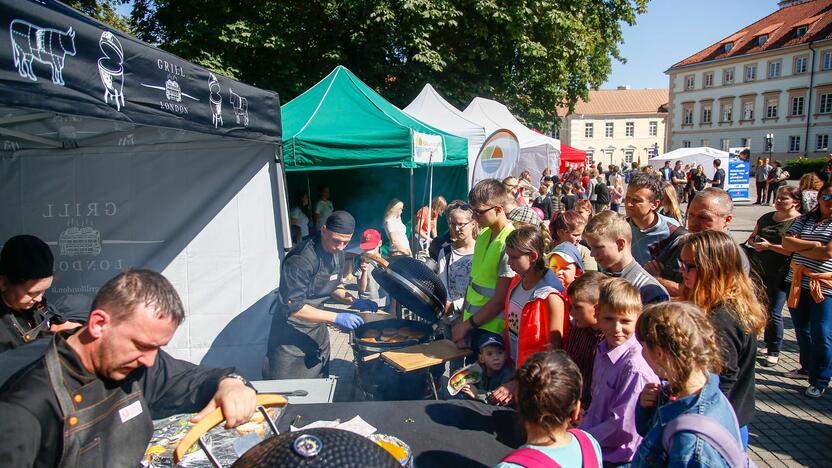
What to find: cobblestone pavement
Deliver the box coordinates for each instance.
[324,186,832,467]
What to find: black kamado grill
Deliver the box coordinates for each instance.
[351,253,449,400]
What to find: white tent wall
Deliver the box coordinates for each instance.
[649,147,729,179]
[0,116,286,379]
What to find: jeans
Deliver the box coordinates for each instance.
[755,181,766,204]
[765,287,788,356]
[740,425,749,449]
[789,289,832,388]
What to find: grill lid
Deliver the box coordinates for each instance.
[368,254,447,324]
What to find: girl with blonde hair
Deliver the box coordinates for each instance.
[659,182,682,223]
[383,198,411,256]
[679,230,766,447]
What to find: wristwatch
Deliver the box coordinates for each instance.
[222,373,249,386]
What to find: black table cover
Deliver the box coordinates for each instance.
[276,400,525,467]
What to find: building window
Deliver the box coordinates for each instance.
[721,103,733,122]
[741,138,751,148]
[683,140,692,148]
[585,123,594,138]
[796,26,808,38]
[624,150,634,164]
[789,136,801,152]
[685,75,695,90]
[820,93,832,114]
[794,56,809,75]
[704,72,714,87]
[605,122,614,138]
[817,134,829,151]
[683,107,694,125]
[724,42,734,52]
[701,105,712,124]
[768,61,781,78]
[648,121,657,136]
[757,34,768,46]
[791,96,805,116]
[625,122,634,137]
[723,68,734,84]
[742,101,754,120]
[721,139,730,152]
[766,98,778,118]
[745,64,757,81]
[824,51,832,71]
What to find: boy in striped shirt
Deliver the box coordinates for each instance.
[583,211,669,305]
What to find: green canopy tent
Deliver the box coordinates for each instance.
[282,66,469,246]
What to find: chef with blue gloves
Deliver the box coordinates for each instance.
[265,210,378,379]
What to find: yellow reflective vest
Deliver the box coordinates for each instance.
[463,224,514,334]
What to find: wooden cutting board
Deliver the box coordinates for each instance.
[381,339,473,372]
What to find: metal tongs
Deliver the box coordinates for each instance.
[173,394,287,467]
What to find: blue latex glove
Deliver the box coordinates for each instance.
[334,313,364,330]
[349,299,379,312]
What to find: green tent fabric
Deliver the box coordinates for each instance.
[282,66,468,170]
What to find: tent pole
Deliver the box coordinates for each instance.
[426,153,434,254]
[410,168,415,257]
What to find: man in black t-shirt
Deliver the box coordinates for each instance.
[710,159,726,189]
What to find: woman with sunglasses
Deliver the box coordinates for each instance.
[746,186,802,368]
[679,230,766,448]
[782,181,832,399]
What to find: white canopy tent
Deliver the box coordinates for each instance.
[649,147,729,179]
[403,84,487,185]
[463,97,560,183]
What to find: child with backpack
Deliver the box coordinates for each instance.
[631,302,753,467]
[497,351,602,468]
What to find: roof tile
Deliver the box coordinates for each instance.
[559,89,669,117]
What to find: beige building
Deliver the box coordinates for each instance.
[666,0,832,161]
[557,88,669,168]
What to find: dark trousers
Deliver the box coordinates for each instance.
[756,181,767,203]
[765,287,788,356]
[790,289,832,388]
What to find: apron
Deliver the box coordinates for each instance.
[0,303,48,350]
[266,244,342,380]
[44,337,153,467]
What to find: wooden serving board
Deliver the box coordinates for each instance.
[381,339,473,372]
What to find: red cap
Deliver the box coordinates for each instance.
[359,229,382,250]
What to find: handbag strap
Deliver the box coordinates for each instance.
[662,413,752,467]
[567,429,600,468]
[500,447,561,468]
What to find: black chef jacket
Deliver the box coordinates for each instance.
[0,332,238,467]
[0,301,47,353]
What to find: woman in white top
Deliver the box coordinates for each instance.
[383,198,411,256]
[436,201,478,315]
[289,192,311,239]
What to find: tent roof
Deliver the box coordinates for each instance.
[282,66,468,171]
[652,147,729,161]
[403,84,486,141]
[0,0,281,145]
[560,144,587,163]
[462,97,560,151]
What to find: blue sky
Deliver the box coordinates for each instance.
[602,0,781,89]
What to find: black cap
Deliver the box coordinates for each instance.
[323,211,355,235]
[0,235,54,279]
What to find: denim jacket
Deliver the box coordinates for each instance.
[630,373,741,467]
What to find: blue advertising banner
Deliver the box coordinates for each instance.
[727,156,750,200]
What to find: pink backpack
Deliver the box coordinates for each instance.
[500,428,600,468]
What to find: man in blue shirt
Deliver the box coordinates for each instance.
[624,173,680,266]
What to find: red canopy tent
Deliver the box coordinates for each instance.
[559,144,587,174]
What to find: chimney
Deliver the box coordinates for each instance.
[617,85,631,90]
[778,0,810,8]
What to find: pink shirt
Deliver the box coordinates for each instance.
[579,334,658,463]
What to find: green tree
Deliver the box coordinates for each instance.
[67,0,133,34]
[130,0,648,131]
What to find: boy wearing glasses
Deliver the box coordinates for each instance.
[583,211,669,305]
[451,180,516,348]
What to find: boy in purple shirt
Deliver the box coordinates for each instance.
[580,277,658,466]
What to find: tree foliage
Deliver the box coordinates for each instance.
[67,0,133,34]
[130,0,649,131]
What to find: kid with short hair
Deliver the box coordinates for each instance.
[497,351,603,468]
[565,272,607,407]
[583,211,669,304]
[458,332,514,402]
[632,302,745,467]
[562,183,579,211]
[580,278,659,467]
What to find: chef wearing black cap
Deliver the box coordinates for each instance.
[0,235,80,353]
[265,211,375,379]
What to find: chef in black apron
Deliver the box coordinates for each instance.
[0,235,83,353]
[0,269,257,467]
[266,211,372,379]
